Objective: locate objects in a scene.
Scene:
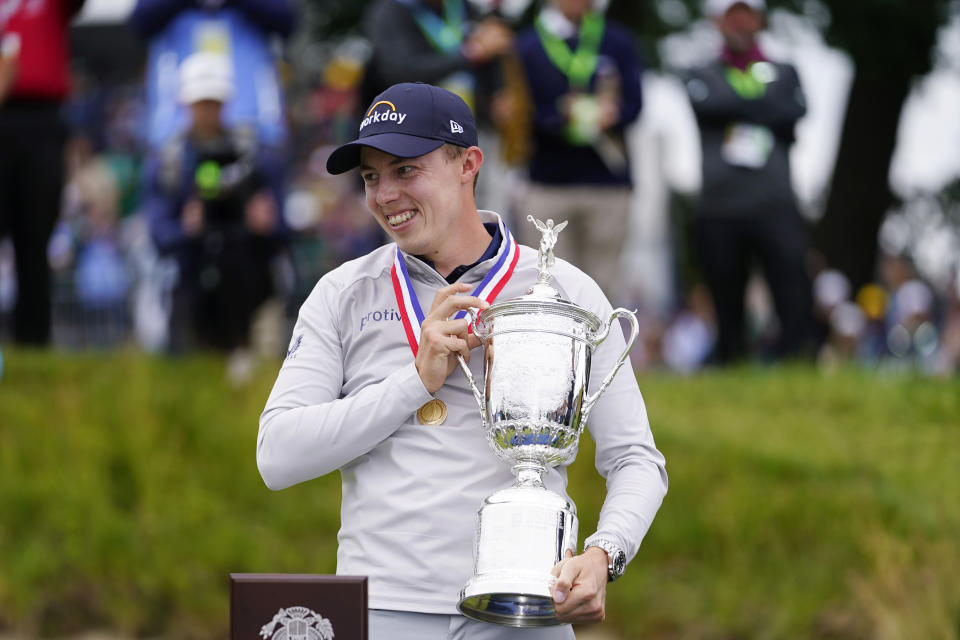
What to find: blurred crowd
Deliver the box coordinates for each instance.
[1,0,958,380]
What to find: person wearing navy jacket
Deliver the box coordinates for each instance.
[514,0,643,300]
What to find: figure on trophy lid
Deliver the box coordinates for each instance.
[528,215,568,273]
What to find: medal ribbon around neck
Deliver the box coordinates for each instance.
[391,218,519,357]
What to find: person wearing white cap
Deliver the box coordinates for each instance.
[178,50,235,102]
[144,51,285,372]
[176,52,236,149]
[683,0,813,363]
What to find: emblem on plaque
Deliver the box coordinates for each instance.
[259,606,334,640]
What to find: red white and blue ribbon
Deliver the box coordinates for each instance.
[391,218,519,357]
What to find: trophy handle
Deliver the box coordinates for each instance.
[457,308,486,422]
[581,308,640,422]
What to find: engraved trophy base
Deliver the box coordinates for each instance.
[458,482,578,627]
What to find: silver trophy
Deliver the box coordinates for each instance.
[456,216,640,627]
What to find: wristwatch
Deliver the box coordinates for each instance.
[584,536,626,582]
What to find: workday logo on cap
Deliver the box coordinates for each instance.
[359,100,408,131]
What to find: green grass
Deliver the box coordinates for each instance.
[571,367,960,640]
[0,350,957,639]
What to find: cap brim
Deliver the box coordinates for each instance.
[326,133,447,175]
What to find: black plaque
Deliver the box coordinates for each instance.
[230,574,367,640]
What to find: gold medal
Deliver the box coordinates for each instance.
[417,397,448,426]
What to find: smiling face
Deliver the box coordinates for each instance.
[359,144,485,271]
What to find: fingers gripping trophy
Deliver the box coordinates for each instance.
[456,216,640,627]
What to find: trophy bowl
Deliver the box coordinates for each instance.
[456,217,639,627]
[476,299,601,469]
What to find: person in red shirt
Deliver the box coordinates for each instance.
[0,0,86,344]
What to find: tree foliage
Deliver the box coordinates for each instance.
[814,0,950,288]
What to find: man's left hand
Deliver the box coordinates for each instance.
[551,546,609,623]
[244,190,277,235]
[0,34,20,106]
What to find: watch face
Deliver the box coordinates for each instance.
[612,550,626,577]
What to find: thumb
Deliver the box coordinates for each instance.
[466,333,482,351]
[552,555,577,604]
[553,586,568,604]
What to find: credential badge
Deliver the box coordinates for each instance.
[259,606,334,640]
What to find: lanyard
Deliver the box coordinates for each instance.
[725,63,768,99]
[403,0,465,54]
[535,11,605,91]
[390,218,519,357]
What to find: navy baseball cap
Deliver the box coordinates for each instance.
[326,82,478,175]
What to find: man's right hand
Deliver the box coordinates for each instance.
[415,283,489,394]
[463,18,513,64]
[181,198,204,236]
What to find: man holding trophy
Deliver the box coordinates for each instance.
[258,82,667,639]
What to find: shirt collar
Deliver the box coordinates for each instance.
[721,44,766,71]
[538,6,578,40]
[402,210,509,283]
[417,221,502,284]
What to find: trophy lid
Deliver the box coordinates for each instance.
[475,216,601,335]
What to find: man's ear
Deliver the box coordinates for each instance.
[461,146,484,186]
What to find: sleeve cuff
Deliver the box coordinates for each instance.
[391,360,436,413]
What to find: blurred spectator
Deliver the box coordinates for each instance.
[662,283,716,373]
[683,0,813,363]
[359,0,514,213]
[64,157,132,346]
[143,52,285,372]
[940,273,960,374]
[854,282,889,362]
[817,300,866,369]
[281,143,383,309]
[360,0,511,118]
[0,0,86,344]
[129,0,294,150]
[514,0,643,300]
[881,253,940,371]
[812,268,849,346]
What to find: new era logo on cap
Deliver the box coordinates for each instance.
[326,83,479,175]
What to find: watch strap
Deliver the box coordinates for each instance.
[584,536,625,582]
